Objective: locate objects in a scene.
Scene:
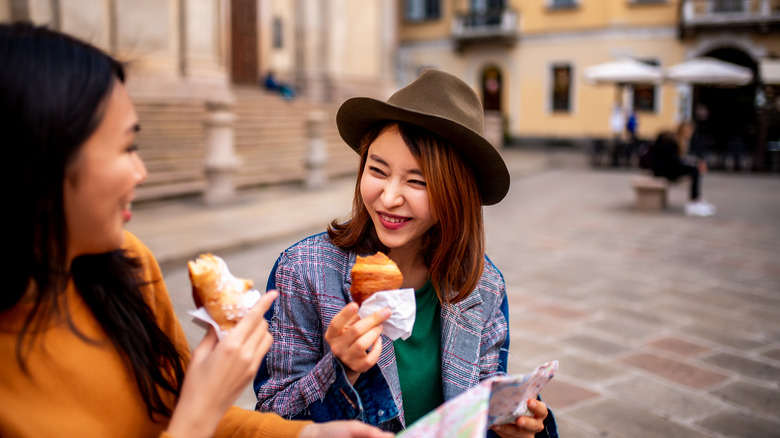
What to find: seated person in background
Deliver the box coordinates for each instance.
[650,130,716,217]
[263,70,296,101]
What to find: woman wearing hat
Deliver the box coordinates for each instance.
[255,69,557,437]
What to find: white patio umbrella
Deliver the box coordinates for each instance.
[666,57,753,121]
[666,57,752,86]
[583,58,664,86]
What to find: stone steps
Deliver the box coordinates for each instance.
[132,87,356,202]
[232,86,355,189]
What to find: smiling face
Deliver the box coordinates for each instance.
[63,81,146,264]
[360,124,436,259]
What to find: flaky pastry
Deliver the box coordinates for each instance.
[188,253,254,330]
[350,252,403,305]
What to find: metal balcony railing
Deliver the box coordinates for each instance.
[452,8,519,50]
[680,0,780,28]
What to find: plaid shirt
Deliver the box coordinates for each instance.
[254,233,510,432]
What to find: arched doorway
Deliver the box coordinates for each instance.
[692,48,757,171]
[480,66,504,148]
[482,66,502,111]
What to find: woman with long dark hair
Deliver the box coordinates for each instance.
[0,23,389,438]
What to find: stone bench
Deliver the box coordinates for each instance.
[632,175,669,211]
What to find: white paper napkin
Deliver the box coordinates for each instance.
[357,288,416,340]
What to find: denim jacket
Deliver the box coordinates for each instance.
[254,233,558,437]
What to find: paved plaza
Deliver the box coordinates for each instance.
[128,148,780,438]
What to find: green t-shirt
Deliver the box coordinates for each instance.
[393,280,443,427]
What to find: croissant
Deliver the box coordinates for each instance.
[350,252,403,305]
[188,253,254,330]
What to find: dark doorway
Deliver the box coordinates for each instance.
[692,48,757,171]
[231,0,258,84]
[482,66,502,112]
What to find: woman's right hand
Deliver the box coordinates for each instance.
[166,291,278,438]
[324,303,391,385]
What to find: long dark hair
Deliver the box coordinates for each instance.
[328,122,485,304]
[0,23,185,421]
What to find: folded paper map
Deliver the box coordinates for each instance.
[398,361,558,438]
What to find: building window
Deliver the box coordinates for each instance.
[548,0,578,9]
[712,0,746,12]
[552,64,572,112]
[272,17,283,49]
[405,0,441,22]
[632,60,658,113]
[633,84,656,112]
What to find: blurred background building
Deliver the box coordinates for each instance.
[2,0,778,204]
[399,0,779,167]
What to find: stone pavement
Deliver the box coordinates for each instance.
[127,148,780,438]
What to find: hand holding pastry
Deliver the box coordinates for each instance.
[168,290,278,438]
[324,251,410,384]
[188,253,254,331]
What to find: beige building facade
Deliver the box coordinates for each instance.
[1,0,399,201]
[0,0,398,101]
[398,0,780,169]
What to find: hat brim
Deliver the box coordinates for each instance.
[337,97,509,205]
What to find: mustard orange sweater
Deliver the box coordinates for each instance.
[0,231,308,438]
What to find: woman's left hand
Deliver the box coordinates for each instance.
[490,399,548,438]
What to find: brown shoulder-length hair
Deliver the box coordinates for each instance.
[328,121,485,305]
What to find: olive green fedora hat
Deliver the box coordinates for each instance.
[336,68,509,205]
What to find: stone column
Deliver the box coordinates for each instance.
[305,110,328,189]
[294,0,331,103]
[203,99,239,205]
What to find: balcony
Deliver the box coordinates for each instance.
[452,8,519,52]
[679,0,780,36]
